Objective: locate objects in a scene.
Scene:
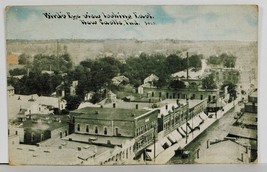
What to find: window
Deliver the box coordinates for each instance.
[104,127,107,135]
[95,126,98,134]
[31,133,35,142]
[166,92,169,98]
[15,131,18,135]
[86,125,89,133]
[115,128,119,136]
[152,92,154,97]
[159,92,162,97]
[173,93,176,99]
[77,124,80,131]
[60,132,62,138]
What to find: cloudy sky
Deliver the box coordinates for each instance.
[5,5,258,41]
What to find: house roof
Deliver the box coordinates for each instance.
[7,85,15,90]
[72,107,152,121]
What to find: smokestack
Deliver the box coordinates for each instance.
[187,52,189,80]
[136,104,138,109]
[113,103,116,108]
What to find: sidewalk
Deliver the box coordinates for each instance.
[148,100,238,164]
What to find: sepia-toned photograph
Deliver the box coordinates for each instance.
[6,5,258,165]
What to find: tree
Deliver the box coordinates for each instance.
[202,74,217,89]
[223,54,236,68]
[207,53,237,68]
[9,68,27,76]
[169,80,186,90]
[166,54,184,74]
[18,54,30,65]
[65,95,82,110]
[189,54,202,69]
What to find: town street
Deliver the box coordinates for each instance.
[168,102,242,164]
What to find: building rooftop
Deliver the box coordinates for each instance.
[103,100,154,110]
[72,107,152,121]
[237,113,257,127]
[195,140,251,164]
[229,126,257,140]
[63,133,132,147]
[159,99,205,109]
[12,114,69,130]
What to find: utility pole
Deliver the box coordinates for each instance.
[153,125,156,162]
[56,40,59,71]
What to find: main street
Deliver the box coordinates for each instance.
[168,102,243,164]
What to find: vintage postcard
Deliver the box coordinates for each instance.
[6,5,258,165]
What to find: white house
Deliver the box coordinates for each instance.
[143,74,159,88]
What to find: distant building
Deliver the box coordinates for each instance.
[143,74,159,88]
[7,85,15,97]
[140,87,219,103]
[70,80,78,96]
[56,80,78,97]
[112,75,129,86]
[8,93,67,120]
[209,67,240,85]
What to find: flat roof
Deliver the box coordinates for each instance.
[103,100,153,110]
[229,126,257,140]
[159,99,205,109]
[237,113,257,126]
[63,133,132,146]
[12,114,69,130]
[72,107,151,121]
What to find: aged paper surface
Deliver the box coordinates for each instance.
[6,5,258,165]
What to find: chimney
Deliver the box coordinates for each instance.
[136,104,138,109]
[113,103,116,108]
[186,52,189,80]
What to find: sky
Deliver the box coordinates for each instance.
[5,5,258,41]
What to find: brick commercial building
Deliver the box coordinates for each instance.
[70,107,160,160]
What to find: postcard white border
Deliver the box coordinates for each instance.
[1,0,266,170]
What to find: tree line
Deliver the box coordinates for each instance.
[8,52,203,110]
